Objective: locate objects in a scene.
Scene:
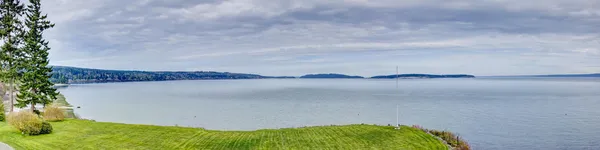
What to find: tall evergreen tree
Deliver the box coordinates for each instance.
[0,0,25,112]
[16,0,57,111]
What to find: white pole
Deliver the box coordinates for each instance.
[396,105,399,128]
[396,66,399,129]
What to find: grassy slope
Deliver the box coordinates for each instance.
[53,94,71,107]
[51,93,76,118]
[0,119,447,150]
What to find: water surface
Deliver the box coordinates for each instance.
[60,78,600,150]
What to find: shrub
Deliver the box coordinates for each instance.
[33,109,41,115]
[430,130,470,150]
[0,102,5,121]
[43,105,65,122]
[412,125,471,150]
[40,121,53,134]
[7,111,52,135]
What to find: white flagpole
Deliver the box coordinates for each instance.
[396,66,400,129]
[396,105,399,128]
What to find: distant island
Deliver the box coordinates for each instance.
[370,74,475,79]
[50,66,293,84]
[300,73,364,79]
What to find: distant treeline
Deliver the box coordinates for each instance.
[49,66,478,84]
[50,66,293,84]
[300,73,364,79]
[370,74,475,79]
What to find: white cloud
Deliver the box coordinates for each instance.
[42,0,600,76]
[167,0,318,20]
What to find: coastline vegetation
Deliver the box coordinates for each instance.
[48,93,76,119]
[50,66,280,84]
[413,125,471,150]
[40,105,64,122]
[51,94,70,107]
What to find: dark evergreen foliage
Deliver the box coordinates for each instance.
[0,0,25,112]
[16,0,58,110]
[262,76,296,79]
[370,74,475,79]
[50,66,284,83]
[0,102,5,121]
[300,73,364,79]
[39,121,52,134]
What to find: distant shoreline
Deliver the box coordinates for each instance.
[482,75,600,78]
[51,65,598,84]
[59,77,482,85]
[58,76,600,85]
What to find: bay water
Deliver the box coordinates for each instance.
[59,78,600,149]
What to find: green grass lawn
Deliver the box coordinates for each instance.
[0,119,448,150]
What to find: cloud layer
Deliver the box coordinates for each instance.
[43,0,600,76]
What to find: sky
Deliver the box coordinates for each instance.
[42,0,600,76]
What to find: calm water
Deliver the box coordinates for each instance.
[59,78,600,150]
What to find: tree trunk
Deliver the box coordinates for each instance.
[9,73,13,112]
[8,48,14,112]
[7,4,13,112]
[31,89,36,112]
[30,100,34,112]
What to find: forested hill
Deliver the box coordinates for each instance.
[370,74,475,79]
[300,73,364,79]
[50,66,294,84]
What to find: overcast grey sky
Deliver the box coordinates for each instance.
[43,0,600,76]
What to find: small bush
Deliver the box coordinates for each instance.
[33,109,41,115]
[7,111,52,135]
[412,125,425,130]
[40,121,53,134]
[43,105,65,122]
[0,102,5,121]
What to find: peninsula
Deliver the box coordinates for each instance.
[50,66,291,84]
[370,74,476,79]
[300,73,364,79]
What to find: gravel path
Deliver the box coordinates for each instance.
[0,142,13,150]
